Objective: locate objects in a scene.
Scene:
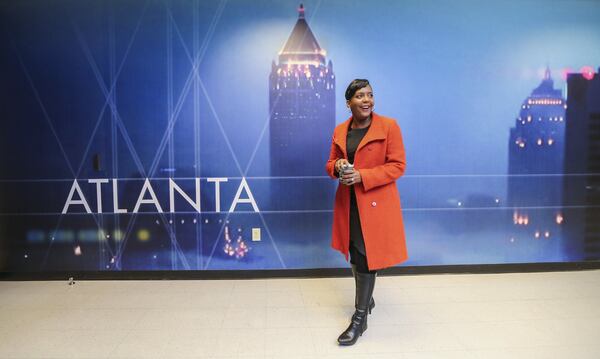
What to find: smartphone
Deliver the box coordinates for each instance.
[339,163,354,180]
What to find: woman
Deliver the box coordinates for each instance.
[325,79,408,345]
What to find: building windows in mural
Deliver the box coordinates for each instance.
[508,67,566,243]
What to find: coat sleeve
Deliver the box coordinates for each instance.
[326,135,343,179]
[360,121,406,192]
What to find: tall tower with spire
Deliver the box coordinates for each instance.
[269,4,335,178]
[507,67,566,246]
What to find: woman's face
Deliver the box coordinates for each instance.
[347,85,374,121]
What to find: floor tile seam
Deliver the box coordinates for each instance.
[388,284,597,292]
[446,297,569,303]
[442,318,555,326]
[466,343,595,351]
[265,305,306,309]
[57,333,128,359]
[459,343,541,351]
[393,318,544,325]
[220,325,267,330]
[269,304,329,309]
[366,347,470,354]
[306,322,321,357]
[105,332,173,358]
[458,326,576,348]
[69,327,132,357]
[264,289,303,294]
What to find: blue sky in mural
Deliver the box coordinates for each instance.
[198,0,600,176]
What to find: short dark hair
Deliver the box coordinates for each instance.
[344,79,371,101]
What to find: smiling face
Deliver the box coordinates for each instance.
[347,85,374,122]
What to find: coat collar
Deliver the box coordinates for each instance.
[334,113,387,158]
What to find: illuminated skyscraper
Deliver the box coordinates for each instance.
[268,4,335,210]
[507,68,566,242]
[562,67,600,260]
[269,4,335,177]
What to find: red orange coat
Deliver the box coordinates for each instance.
[326,113,408,270]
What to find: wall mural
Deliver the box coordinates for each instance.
[1,0,599,272]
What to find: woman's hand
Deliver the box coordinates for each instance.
[340,168,362,186]
[335,159,350,175]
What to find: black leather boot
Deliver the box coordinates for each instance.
[338,271,376,345]
[351,265,375,314]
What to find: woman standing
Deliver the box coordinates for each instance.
[326,79,408,345]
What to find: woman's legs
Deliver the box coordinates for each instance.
[338,246,377,345]
[349,247,376,312]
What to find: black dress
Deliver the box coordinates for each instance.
[346,125,370,259]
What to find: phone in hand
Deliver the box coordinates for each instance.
[339,162,354,182]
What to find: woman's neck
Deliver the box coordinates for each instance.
[351,115,372,129]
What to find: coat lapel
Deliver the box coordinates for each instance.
[356,112,386,153]
[333,113,386,160]
[333,117,352,159]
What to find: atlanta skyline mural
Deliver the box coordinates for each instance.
[1,0,600,272]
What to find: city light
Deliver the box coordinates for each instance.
[581,66,595,80]
[556,213,563,224]
[137,229,150,242]
[223,226,250,259]
[527,98,562,106]
[513,211,529,226]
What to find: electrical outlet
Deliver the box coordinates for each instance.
[252,228,261,241]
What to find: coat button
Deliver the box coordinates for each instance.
[371,201,377,207]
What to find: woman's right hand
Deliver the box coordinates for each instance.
[335,159,350,175]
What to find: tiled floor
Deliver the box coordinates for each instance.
[0,270,599,358]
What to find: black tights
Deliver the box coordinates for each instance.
[349,245,377,274]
